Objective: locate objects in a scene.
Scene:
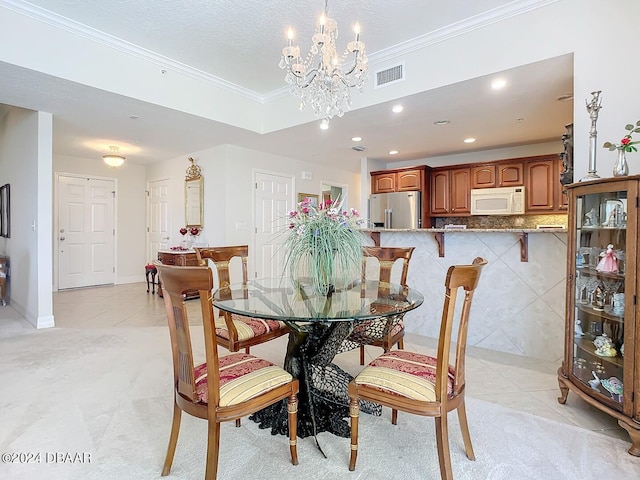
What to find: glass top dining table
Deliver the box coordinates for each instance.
[212,277,424,442]
[212,277,424,323]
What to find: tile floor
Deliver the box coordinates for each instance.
[2,282,628,444]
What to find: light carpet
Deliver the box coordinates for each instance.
[0,326,637,480]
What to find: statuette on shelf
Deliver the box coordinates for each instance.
[601,377,623,402]
[596,244,618,273]
[588,371,601,390]
[574,320,585,337]
[583,207,598,226]
[593,334,617,357]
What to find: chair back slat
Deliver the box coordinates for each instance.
[157,264,221,404]
[195,245,249,288]
[362,246,414,286]
[436,257,487,401]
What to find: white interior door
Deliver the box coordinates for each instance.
[254,172,293,279]
[147,179,170,263]
[57,175,115,289]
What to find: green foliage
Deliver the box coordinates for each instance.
[603,120,640,153]
[284,196,366,295]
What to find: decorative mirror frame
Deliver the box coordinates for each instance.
[0,183,10,238]
[185,158,203,228]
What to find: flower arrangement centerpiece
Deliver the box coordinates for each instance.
[604,120,640,176]
[284,196,366,296]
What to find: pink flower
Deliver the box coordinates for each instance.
[288,210,298,218]
[190,227,200,236]
[179,228,188,236]
[302,207,309,214]
[621,137,630,145]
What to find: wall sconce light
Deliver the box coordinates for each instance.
[102,146,125,167]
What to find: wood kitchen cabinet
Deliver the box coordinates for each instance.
[430,167,471,216]
[397,169,423,191]
[471,165,495,189]
[370,167,424,194]
[497,162,524,187]
[430,170,449,215]
[371,172,396,193]
[558,176,640,456]
[524,155,565,213]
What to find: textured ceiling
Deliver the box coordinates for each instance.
[0,0,573,170]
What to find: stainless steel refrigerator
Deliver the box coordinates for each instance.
[369,191,421,229]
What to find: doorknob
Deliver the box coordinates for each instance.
[60,237,65,241]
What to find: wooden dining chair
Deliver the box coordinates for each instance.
[194,246,289,353]
[346,246,415,365]
[157,263,299,480]
[348,257,487,480]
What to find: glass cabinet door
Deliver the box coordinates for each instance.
[572,189,626,409]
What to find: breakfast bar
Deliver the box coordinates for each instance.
[367,228,568,361]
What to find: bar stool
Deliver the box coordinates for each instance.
[145,264,158,294]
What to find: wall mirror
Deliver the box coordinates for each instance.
[0,183,10,238]
[185,158,203,227]
[321,183,347,207]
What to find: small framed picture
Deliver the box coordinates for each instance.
[297,193,319,207]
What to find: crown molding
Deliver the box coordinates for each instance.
[2,0,559,105]
[367,0,559,65]
[0,0,262,102]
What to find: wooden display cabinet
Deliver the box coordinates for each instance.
[558,176,640,456]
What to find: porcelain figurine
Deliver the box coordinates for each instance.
[588,371,601,390]
[593,334,617,357]
[574,320,585,337]
[621,343,624,357]
[596,244,618,273]
[601,376,623,402]
[584,208,597,226]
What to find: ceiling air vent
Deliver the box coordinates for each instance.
[352,145,365,152]
[375,63,405,89]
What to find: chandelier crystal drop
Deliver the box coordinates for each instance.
[279,0,368,124]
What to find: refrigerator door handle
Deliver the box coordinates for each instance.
[385,209,392,228]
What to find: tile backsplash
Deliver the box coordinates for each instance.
[432,214,568,229]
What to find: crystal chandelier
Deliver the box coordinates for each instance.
[279,0,368,124]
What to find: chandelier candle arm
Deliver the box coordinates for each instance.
[280,1,368,123]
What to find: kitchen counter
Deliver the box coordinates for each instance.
[366,227,567,233]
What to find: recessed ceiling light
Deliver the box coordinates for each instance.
[351,136,362,142]
[491,79,507,90]
[320,119,329,130]
[392,104,403,113]
[464,138,476,144]
[434,120,450,126]
[389,150,399,155]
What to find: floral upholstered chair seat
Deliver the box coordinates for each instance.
[193,353,293,405]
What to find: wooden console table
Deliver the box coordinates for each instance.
[156,250,200,298]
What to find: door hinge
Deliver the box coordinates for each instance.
[634,295,637,306]
[113,267,115,273]
[113,228,115,235]
[255,227,258,234]
[254,271,257,278]
[112,191,115,197]
[146,190,149,196]
[636,196,639,208]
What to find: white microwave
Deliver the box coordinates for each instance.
[470,186,525,215]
